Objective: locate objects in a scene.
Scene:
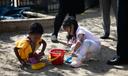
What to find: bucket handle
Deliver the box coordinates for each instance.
[48,53,61,62]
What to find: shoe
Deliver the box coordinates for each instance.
[107,57,128,65]
[100,35,109,39]
[51,35,58,42]
[70,61,82,68]
[100,33,109,39]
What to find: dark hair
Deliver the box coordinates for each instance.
[63,16,78,40]
[29,23,44,34]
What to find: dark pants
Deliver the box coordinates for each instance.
[52,8,76,37]
[100,0,117,36]
[117,0,128,59]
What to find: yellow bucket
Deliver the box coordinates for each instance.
[31,62,46,70]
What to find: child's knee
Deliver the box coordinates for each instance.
[83,39,95,51]
[84,40,100,51]
[83,39,94,47]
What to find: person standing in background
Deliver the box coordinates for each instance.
[100,0,117,39]
[107,0,128,65]
[51,0,85,42]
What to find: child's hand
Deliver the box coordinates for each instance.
[38,52,45,56]
[68,50,74,56]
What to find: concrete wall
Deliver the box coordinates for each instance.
[0,17,55,33]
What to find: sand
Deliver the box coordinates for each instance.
[0,8,128,76]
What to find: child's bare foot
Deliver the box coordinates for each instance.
[70,60,82,68]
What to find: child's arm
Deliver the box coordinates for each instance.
[71,34,85,53]
[14,47,26,65]
[40,39,47,54]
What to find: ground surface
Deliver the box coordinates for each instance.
[0,8,128,76]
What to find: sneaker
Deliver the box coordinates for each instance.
[70,61,82,68]
[100,35,109,39]
[51,35,58,42]
[107,57,128,65]
[100,33,110,39]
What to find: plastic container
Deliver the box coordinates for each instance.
[49,49,65,65]
[31,62,46,70]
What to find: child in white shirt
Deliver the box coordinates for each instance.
[63,17,101,67]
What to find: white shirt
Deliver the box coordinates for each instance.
[76,26,100,43]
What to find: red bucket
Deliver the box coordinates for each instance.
[49,49,65,65]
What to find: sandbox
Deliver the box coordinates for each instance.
[0,11,55,33]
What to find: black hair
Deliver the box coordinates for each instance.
[63,16,78,40]
[29,22,44,34]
